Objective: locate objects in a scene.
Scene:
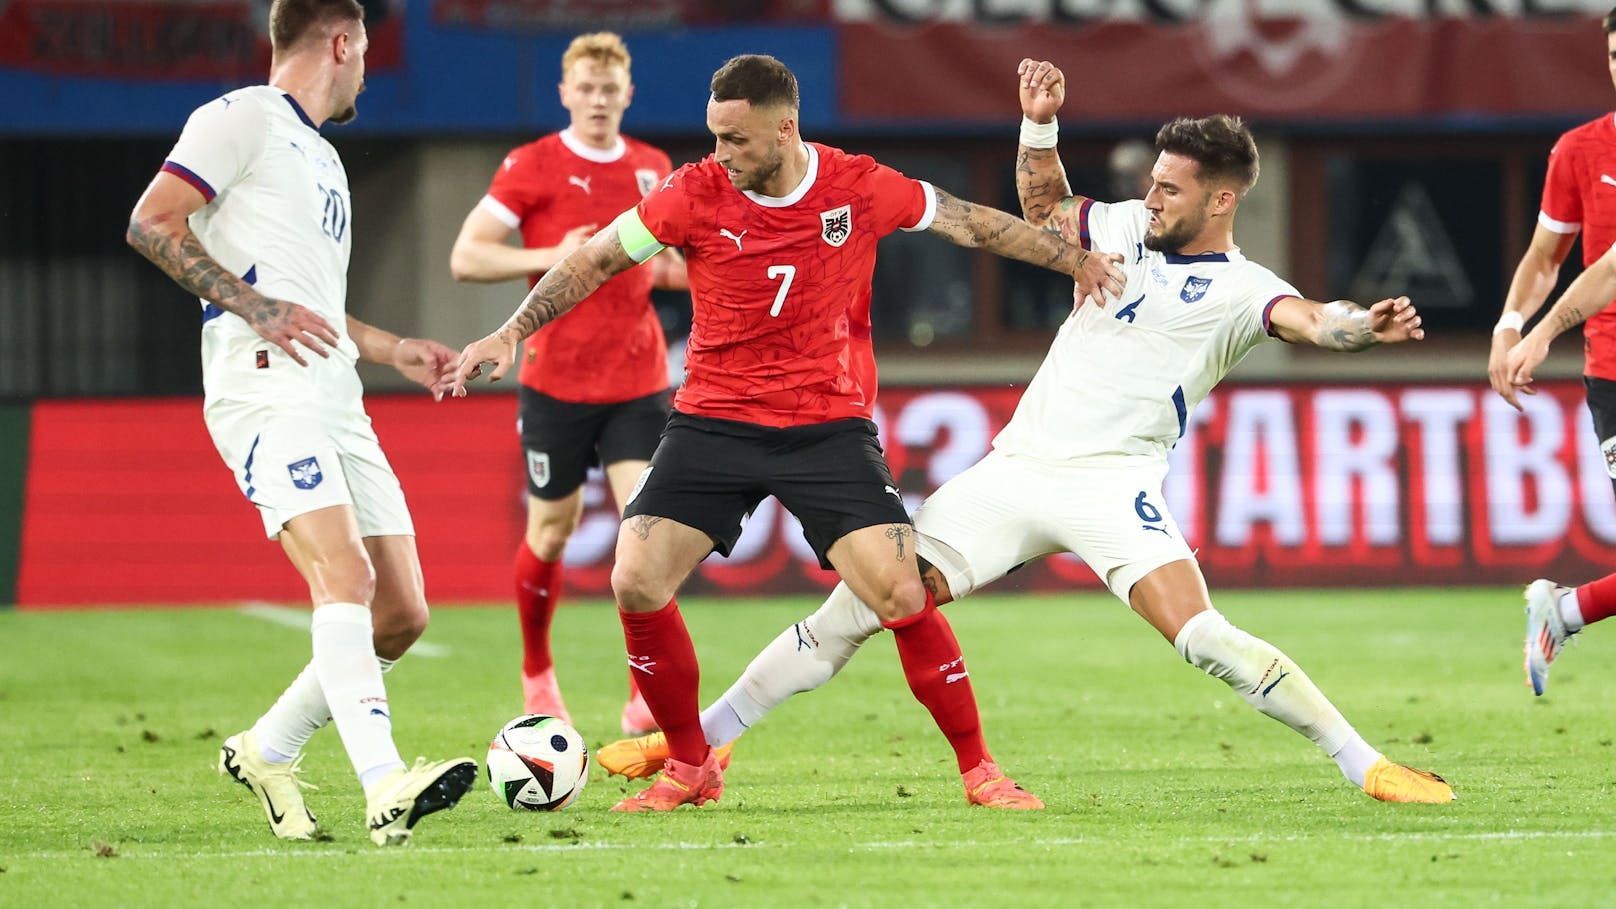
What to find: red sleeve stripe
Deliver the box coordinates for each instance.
[161,161,216,203]
[1262,295,1290,337]
[1077,198,1094,250]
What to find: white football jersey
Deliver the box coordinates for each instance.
[162,86,362,417]
[995,199,1300,460]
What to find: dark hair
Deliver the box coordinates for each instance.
[710,54,799,112]
[269,0,364,52]
[1154,115,1259,195]
[1605,6,1616,34]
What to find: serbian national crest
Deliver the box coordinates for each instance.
[635,169,658,196]
[288,456,322,490]
[1181,276,1212,303]
[820,204,852,247]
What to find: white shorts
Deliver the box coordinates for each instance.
[913,449,1193,603]
[206,407,414,540]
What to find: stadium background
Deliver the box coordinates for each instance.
[1,0,1610,606]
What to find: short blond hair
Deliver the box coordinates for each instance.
[561,32,631,78]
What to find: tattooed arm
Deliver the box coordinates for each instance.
[926,189,1122,301]
[126,172,339,366]
[450,225,637,390]
[1014,58,1096,246]
[1502,246,1616,402]
[1267,296,1425,351]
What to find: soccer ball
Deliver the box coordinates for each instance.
[486,714,590,811]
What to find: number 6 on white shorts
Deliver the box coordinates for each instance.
[767,264,796,317]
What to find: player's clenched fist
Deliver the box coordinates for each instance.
[1017,59,1065,123]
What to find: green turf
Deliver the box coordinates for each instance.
[0,589,1611,908]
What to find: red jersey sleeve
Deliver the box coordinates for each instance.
[484,144,546,227]
[636,162,696,247]
[1541,135,1584,232]
[861,158,935,234]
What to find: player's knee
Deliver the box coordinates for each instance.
[527,510,579,561]
[866,574,928,624]
[610,560,670,612]
[316,550,376,605]
[1173,609,1264,688]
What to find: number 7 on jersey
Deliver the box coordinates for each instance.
[767,264,795,317]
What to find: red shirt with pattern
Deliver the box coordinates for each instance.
[1540,114,1616,381]
[484,129,672,402]
[634,142,935,427]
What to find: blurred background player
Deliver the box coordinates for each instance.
[1107,138,1155,201]
[453,53,1123,812]
[599,62,1454,806]
[449,32,686,734]
[1489,7,1616,696]
[125,0,476,845]
[1502,239,1616,693]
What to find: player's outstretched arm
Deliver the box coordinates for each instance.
[1014,58,1097,248]
[1503,246,1616,402]
[1490,225,1577,410]
[127,171,340,367]
[1267,296,1424,351]
[347,316,459,402]
[450,221,637,393]
[926,189,1124,303]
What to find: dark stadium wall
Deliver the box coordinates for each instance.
[0,402,28,608]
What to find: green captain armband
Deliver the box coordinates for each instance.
[613,209,667,264]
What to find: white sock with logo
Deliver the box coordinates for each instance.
[310,603,404,788]
[1174,609,1367,784]
[701,582,884,746]
[253,651,402,764]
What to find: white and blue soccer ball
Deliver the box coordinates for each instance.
[486,715,589,811]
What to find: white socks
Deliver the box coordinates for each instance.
[1560,589,1586,633]
[309,603,404,787]
[253,642,400,764]
[1174,609,1378,786]
[701,582,883,746]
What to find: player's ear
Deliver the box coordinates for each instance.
[332,28,350,65]
[777,114,797,145]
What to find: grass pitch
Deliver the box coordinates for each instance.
[1,588,1612,908]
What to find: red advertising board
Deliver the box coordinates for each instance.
[15,381,1616,608]
[0,0,402,80]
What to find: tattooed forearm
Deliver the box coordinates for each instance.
[1015,146,1073,227]
[500,231,637,342]
[1313,301,1378,351]
[627,514,665,541]
[1550,300,1593,336]
[127,215,269,317]
[885,524,912,562]
[928,189,1086,277]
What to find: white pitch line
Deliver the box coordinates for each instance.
[13,829,1614,862]
[238,603,448,658]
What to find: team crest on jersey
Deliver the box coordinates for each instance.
[1180,276,1213,303]
[820,204,852,247]
[526,451,551,488]
[635,169,659,196]
[288,457,322,490]
[1602,436,1616,478]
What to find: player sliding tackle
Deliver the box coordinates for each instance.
[452,54,1125,811]
[597,58,1456,805]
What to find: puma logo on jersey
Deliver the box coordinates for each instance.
[1602,174,1616,188]
[884,485,902,499]
[568,175,592,194]
[719,228,747,251]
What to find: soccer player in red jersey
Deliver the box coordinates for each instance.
[452,54,1124,811]
[448,33,686,734]
[1492,7,1616,695]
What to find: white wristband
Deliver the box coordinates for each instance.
[1494,311,1524,335]
[1019,116,1058,149]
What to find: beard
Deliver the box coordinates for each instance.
[1143,215,1200,253]
[328,80,365,126]
[737,147,785,192]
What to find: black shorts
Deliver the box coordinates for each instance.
[622,411,911,569]
[1585,376,1616,499]
[518,387,670,500]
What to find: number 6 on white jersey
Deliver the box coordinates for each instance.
[767,264,796,317]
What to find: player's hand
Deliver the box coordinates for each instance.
[241,297,340,367]
[1503,332,1550,405]
[449,331,518,397]
[1017,59,1065,124]
[1073,250,1125,310]
[557,223,598,259]
[392,337,460,402]
[1365,296,1424,344]
[1489,325,1526,411]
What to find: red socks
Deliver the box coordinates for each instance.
[514,542,561,677]
[884,593,989,773]
[619,598,705,764]
[1575,571,1616,626]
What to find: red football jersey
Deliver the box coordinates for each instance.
[635,143,935,427]
[1540,114,1616,381]
[484,129,673,402]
